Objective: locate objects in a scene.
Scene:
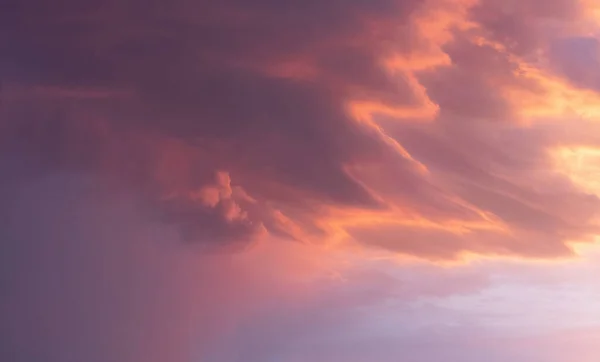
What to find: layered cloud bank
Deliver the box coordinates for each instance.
[2,0,600,361]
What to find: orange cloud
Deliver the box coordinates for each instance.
[3,0,600,262]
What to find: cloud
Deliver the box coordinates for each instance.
[2,0,600,260]
[549,36,600,90]
[4,2,600,361]
[469,0,582,55]
[1,172,599,362]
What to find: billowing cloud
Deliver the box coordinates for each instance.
[5,1,600,361]
[3,0,600,260]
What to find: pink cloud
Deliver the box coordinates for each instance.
[3,1,600,360]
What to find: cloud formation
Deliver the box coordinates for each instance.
[4,2,600,361]
[3,175,598,362]
[2,0,600,260]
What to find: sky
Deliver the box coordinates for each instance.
[1,0,600,361]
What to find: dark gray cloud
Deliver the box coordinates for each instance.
[0,0,457,247]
